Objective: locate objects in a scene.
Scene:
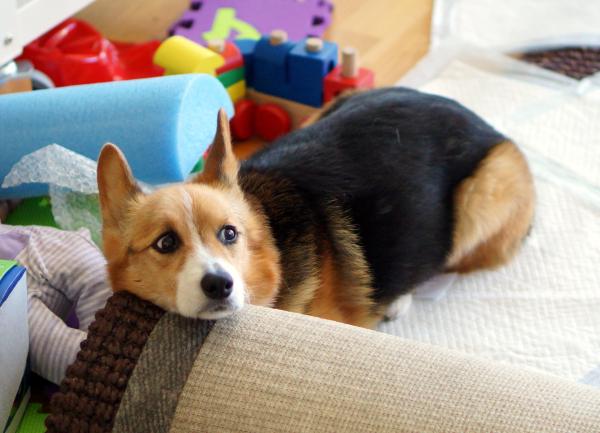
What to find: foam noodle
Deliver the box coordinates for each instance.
[0,74,233,198]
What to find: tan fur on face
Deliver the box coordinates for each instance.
[446,140,535,272]
[97,109,281,314]
[100,182,280,312]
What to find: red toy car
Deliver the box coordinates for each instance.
[20,19,163,87]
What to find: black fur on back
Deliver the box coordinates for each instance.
[239,87,506,305]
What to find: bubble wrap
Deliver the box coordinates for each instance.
[2,145,102,244]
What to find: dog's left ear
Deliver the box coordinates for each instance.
[97,143,141,231]
[192,108,238,186]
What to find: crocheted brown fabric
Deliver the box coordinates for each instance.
[521,47,600,80]
[45,291,165,433]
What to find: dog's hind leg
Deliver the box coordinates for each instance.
[446,140,535,273]
[383,293,413,321]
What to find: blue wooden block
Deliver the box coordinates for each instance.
[234,39,258,87]
[252,35,295,99]
[288,38,338,106]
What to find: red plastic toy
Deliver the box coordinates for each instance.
[212,40,244,75]
[255,103,291,141]
[19,19,163,87]
[324,66,375,103]
[323,48,375,103]
[230,98,291,142]
[230,99,257,141]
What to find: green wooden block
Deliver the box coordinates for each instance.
[217,66,245,88]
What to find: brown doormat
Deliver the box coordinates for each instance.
[519,47,600,80]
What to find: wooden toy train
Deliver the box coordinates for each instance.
[153,30,375,141]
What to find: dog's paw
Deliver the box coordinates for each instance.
[384,293,413,321]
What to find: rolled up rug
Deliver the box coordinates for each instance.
[46,291,600,433]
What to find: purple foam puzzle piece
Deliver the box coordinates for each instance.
[170,0,334,44]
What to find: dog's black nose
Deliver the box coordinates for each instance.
[201,270,233,299]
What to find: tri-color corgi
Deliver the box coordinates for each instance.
[97,88,534,328]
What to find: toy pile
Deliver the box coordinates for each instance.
[0,2,376,431]
[1,0,376,231]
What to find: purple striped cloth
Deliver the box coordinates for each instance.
[0,225,112,384]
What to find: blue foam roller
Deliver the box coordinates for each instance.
[0,74,234,199]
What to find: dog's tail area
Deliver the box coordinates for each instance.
[446,140,535,273]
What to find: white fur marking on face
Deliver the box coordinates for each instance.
[175,246,211,318]
[174,188,246,319]
[181,189,195,231]
[209,258,245,317]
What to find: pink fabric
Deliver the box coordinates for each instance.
[0,230,30,260]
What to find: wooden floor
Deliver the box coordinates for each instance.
[76,0,433,157]
[77,0,432,86]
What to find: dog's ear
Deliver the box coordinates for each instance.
[97,143,141,230]
[191,108,238,186]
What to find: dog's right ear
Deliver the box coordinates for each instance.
[97,143,141,230]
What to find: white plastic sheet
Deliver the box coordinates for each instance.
[383,46,600,382]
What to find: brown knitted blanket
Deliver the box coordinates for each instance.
[45,293,163,432]
[45,292,214,433]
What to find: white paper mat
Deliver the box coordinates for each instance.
[380,48,600,382]
[402,47,600,193]
[432,0,600,49]
[379,175,600,381]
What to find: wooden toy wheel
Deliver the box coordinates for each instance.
[230,99,256,141]
[255,103,291,141]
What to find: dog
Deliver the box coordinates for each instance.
[97,87,534,328]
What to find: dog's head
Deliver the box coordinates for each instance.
[97,110,280,319]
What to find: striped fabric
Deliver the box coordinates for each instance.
[0,225,112,384]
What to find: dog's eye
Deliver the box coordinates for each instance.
[218,225,238,245]
[153,231,180,254]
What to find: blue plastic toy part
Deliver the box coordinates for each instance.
[251,35,295,100]
[234,39,258,87]
[0,74,234,199]
[237,35,338,107]
[288,38,338,106]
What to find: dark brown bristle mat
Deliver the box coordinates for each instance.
[520,47,600,80]
[45,291,165,433]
